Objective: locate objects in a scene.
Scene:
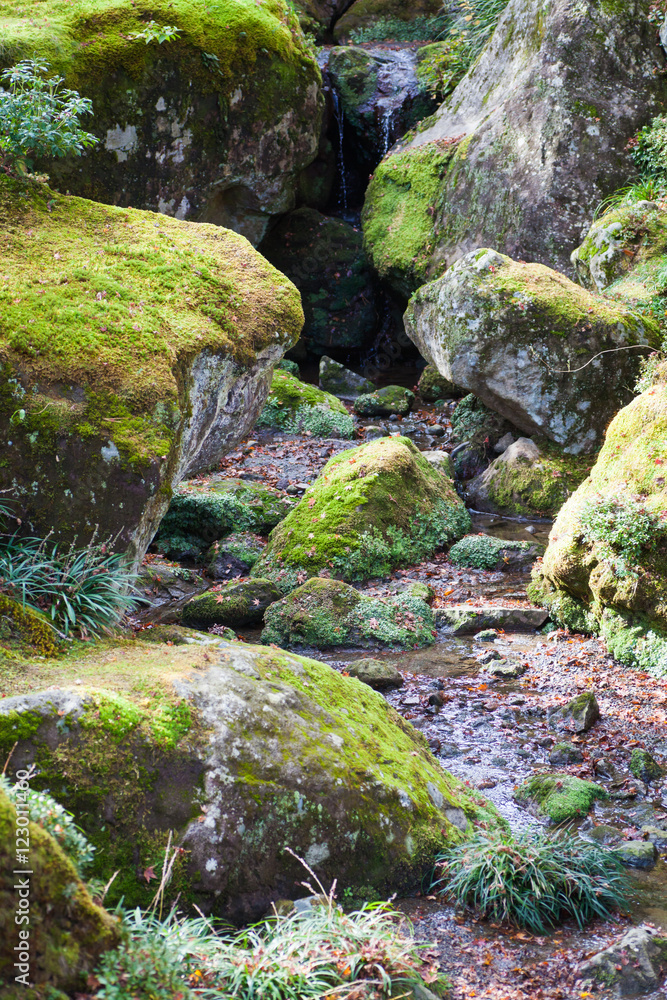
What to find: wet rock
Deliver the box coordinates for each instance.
[389,580,435,604]
[474,629,498,642]
[417,364,463,403]
[429,424,445,437]
[259,210,377,354]
[253,437,470,588]
[319,356,375,399]
[181,579,282,630]
[404,250,657,454]
[435,605,548,633]
[347,658,403,689]
[579,924,667,996]
[354,386,415,417]
[488,659,526,680]
[582,824,623,847]
[138,560,208,604]
[548,742,584,766]
[261,577,435,649]
[448,533,538,571]
[439,742,463,758]
[515,773,607,823]
[617,840,658,869]
[365,425,389,441]
[642,825,667,849]
[257,370,355,439]
[427,692,444,707]
[549,691,600,734]
[630,749,665,784]
[593,757,618,780]
[204,532,266,581]
[476,649,502,665]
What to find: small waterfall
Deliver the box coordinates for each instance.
[379,106,394,158]
[331,89,348,213]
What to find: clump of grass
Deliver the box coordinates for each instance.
[594,178,666,219]
[432,828,628,933]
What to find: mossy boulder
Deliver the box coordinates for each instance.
[0,177,303,563]
[204,532,266,580]
[533,366,667,657]
[0,786,120,991]
[0,0,322,244]
[466,438,592,517]
[155,478,293,560]
[252,436,470,590]
[259,208,377,354]
[417,364,463,402]
[448,534,537,571]
[182,579,281,629]
[630,748,665,783]
[362,0,667,292]
[0,595,59,658]
[404,249,659,454]
[346,657,403,689]
[319,356,374,399]
[261,577,436,649]
[353,385,415,417]
[257,370,355,438]
[548,691,600,734]
[515,773,607,824]
[0,641,501,923]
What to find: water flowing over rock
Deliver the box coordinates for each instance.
[404,249,659,453]
[363,0,667,293]
[0,178,303,563]
[0,0,323,245]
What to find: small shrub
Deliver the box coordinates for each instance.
[130,21,181,44]
[433,828,628,933]
[0,59,98,174]
[276,358,300,376]
[286,404,355,439]
[630,113,667,184]
[578,493,660,577]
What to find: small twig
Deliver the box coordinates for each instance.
[2,742,18,776]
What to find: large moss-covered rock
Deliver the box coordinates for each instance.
[0,177,303,563]
[0,640,500,923]
[0,0,322,244]
[252,436,470,590]
[531,366,667,662]
[182,578,281,629]
[353,385,415,417]
[261,576,436,648]
[257,369,355,437]
[0,787,119,991]
[362,0,667,293]
[404,249,659,453]
[259,208,377,354]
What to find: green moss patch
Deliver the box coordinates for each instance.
[181,578,281,629]
[252,436,470,589]
[261,576,436,649]
[515,773,607,824]
[257,370,354,438]
[448,534,534,570]
[353,385,415,417]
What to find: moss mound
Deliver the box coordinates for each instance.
[257,370,355,438]
[448,534,535,571]
[261,576,436,648]
[515,774,607,824]
[181,578,281,629]
[252,436,471,590]
[0,594,59,657]
[204,531,266,578]
[0,786,120,991]
[353,385,415,417]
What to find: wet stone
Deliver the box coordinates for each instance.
[548,690,600,733]
[549,742,584,765]
[630,748,665,784]
[642,825,667,849]
[346,658,403,690]
[616,840,658,869]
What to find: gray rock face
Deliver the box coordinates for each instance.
[376,0,667,280]
[435,605,548,633]
[319,356,375,399]
[346,658,403,689]
[579,924,667,996]
[404,250,659,453]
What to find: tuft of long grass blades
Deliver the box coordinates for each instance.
[594,178,666,219]
[432,828,628,934]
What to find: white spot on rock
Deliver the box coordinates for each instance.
[105,124,138,163]
[100,441,120,463]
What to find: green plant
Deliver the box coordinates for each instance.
[0,59,98,175]
[594,179,666,219]
[578,493,660,577]
[635,350,667,393]
[0,774,95,874]
[350,14,450,42]
[130,20,182,44]
[448,533,531,570]
[0,531,142,637]
[630,114,667,184]
[433,829,628,933]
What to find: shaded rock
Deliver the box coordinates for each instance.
[579,924,667,996]
[642,826,667,849]
[630,749,665,784]
[204,532,266,580]
[354,385,415,417]
[617,840,658,869]
[494,432,515,454]
[418,364,463,402]
[582,824,623,846]
[137,559,208,603]
[421,450,454,479]
[362,0,667,292]
[365,425,389,440]
[257,370,355,438]
[252,437,470,589]
[0,178,303,564]
[448,534,538,571]
[319,356,375,399]
[181,579,281,630]
[404,250,658,454]
[346,658,403,689]
[549,691,600,734]
[549,742,584,766]
[21,1,323,245]
[259,209,377,354]
[476,649,502,665]
[0,787,120,990]
[515,773,607,823]
[435,605,548,633]
[261,577,435,649]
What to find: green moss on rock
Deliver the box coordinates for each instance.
[261,576,436,648]
[0,594,59,657]
[257,370,355,438]
[182,578,281,629]
[252,436,471,589]
[515,773,607,824]
[417,363,464,402]
[353,385,415,417]
[448,533,535,570]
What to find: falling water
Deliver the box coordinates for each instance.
[331,89,348,213]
